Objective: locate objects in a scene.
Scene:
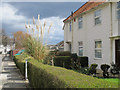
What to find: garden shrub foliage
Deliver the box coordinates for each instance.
[14,54,118,88]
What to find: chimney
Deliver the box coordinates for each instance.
[71,11,73,17]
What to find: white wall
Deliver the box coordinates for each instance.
[64,2,119,68]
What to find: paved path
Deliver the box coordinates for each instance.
[0,55,30,89]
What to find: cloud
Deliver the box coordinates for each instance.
[1,3,26,24]
[2,0,88,2]
[1,3,64,44]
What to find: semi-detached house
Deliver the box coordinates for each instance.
[63,1,120,68]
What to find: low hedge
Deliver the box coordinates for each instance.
[53,56,88,70]
[78,56,88,67]
[13,55,25,75]
[53,56,71,69]
[14,55,118,88]
[55,51,71,56]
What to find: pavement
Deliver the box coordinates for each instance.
[0,54,30,89]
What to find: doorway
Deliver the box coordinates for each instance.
[115,39,120,67]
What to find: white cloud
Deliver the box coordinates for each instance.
[2,0,88,2]
[0,3,27,24]
[1,3,64,44]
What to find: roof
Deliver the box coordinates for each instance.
[63,1,105,22]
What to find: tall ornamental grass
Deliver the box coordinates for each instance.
[24,14,52,62]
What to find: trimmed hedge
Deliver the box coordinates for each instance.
[53,56,71,69]
[14,55,118,88]
[78,56,88,67]
[53,56,88,70]
[13,56,25,75]
[55,51,71,56]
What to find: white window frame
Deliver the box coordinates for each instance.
[69,21,72,32]
[117,1,120,19]
[78,41,83,56]
[78,16,83,29]
[94,40,102,59]
[94,9,101,25]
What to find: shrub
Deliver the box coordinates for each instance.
[13,55,25,75]
[101,64,110,78]
[78,56,88,67]
[14,55,118,88]
[89,64,98,75]
[55,51,71,56]
[79,67,89,75]
[53,56,71,69]
[70,53,78,70]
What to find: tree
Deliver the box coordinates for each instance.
[13,31,30,49]
[1,29,9,47]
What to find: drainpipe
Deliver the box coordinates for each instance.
[71,11,74,53]
[110,2,113,64]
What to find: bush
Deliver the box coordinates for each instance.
[101,64,110,78]
[89,64,98,75]
[78,56,88,67]
[70,53,79,70]
[13,56,25,76]
[53,56,71,69]
[101,64,110,72]
[14,55,118,88]
[55,51,71,56]
[79,67,89,75]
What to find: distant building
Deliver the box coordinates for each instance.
[47,41,64,51]
[56,41,64,51]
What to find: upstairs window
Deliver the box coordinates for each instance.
[117,1,120,19]
[78,41,83,56]
[94,9,101,25]
[78,16,83,29]
[69,21,72,32]
[95,41,102,59]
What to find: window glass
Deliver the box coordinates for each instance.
[117,2,120,19]
[95,41,102,58]
[117,1,120,9]
[78,41,83,56]
[95,10,101,17]
[78,17,83,29]
[70,21,72,32]
[95,50,102,58]
[95,41,102,48]
[94,10,101,25]
[79,47,83,56]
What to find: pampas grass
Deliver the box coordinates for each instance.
[25,14,52,62]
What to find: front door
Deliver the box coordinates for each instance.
[115,39,120,67]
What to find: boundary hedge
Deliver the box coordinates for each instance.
[14,55,118,88]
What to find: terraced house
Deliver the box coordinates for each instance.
[63,1,120,68]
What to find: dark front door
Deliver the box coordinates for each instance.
[115,39,120,67]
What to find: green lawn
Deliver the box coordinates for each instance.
[100,78,120,83]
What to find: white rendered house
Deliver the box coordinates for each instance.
[63,1,120,68]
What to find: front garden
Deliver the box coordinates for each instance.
[13,15,119,88]
[13,52,119,88]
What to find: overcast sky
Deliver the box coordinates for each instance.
[0,2,85,44]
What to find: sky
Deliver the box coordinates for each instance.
[0,1,86,44]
